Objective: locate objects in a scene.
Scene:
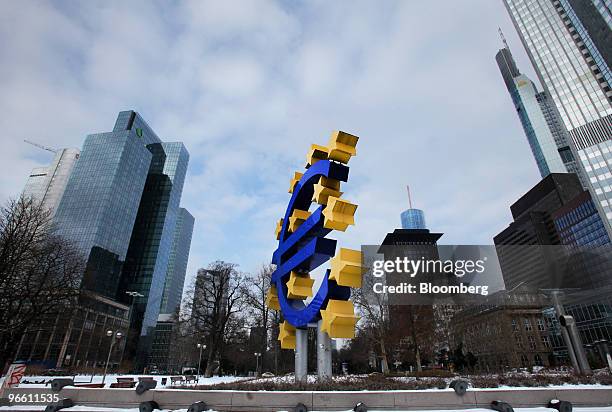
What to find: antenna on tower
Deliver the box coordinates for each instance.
[499,27,509,49]
[407,185,413,209]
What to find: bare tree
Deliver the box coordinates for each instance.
[188,261,246,377]
[352,261,391,374]
[241,264,275,374]
[0,196,84,370]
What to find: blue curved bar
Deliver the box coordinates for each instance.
[271,159,350,327]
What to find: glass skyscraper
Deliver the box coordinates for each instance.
[400,186,427,229]
[22,148,80,217]
[160,207,195,315]
[496,45,577,177]
[400,208,427,230]
[502,0,612,233]
[53,111,190,369]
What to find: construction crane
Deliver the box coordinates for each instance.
[24,139,57,153]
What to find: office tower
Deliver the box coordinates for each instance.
[496,41,577,177]
[22,148,80,216]
[494,173,610,288]
[494,173,612,361]
[159,208,195,315]
[148,313,175,373]
[400,186,427,229]
[118,145,189,368]
[502,0,612,232]
[378,228,442,367]
[53,111,189,369]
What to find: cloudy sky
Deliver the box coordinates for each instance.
[0,1,543,290]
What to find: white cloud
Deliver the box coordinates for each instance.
[0,0,543,297]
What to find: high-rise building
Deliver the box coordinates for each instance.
[400,186,427,229]
[494,173,612,361]
[160,208,194,315]
[495,42,577,177]
[22,148,80,216]
[502,0,612,232]
[52,110,189,369]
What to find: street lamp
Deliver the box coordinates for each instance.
[254,352,262,376]
[125,291,144,324]
[102,330,123,385]
[197,343,207,382]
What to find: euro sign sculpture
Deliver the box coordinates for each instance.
[267,131,363,380]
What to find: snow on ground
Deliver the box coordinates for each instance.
[1,407,612,412]
[11,374,248,388]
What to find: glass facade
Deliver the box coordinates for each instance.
[496,47,573,177]
[503,0,612,237]
[160,207,194,315]
[554,191,611,246]
[22,148,80,217]
[118,141,189,368]
[400,208,426,230]
[53,111,190,370]
[54,127,154,297]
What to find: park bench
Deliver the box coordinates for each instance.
[109,377,136,388]
[138,376,155,382]
[184,375,197,384]
[170,376,185,385]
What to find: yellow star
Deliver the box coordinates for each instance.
[320,300,357,338]
[329,248,363,288]
[288,171,304,194]
[278,321,296,349]
[286,271,314,299]
[265,285,280,310]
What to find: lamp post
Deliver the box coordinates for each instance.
[254,352,262,376]
[102,330,123,385]
[197,343,206,382]
[125,291,144,324]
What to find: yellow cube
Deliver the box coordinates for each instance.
[278,321,296,349]
[312,176,343,206]
[329,248,363,288]
[327,131,358,164]
[275,218,284,240]
[306,144,329,167]
[322,196,358,231]
[266,285,280,310]
[288,171,304,194]
[288,209,311,233]
[287,271,315,299]
[320,299,357,338]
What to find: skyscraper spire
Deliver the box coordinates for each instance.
[407,185,412,209]
[498,27,509,50]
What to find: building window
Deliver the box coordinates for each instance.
[534,354,543,366]
[537,318,545,331]
[515,335,524,349]
[528,335,536,350]
[524,318,532,331]
[511,318,518,332]
[542,335,551,348]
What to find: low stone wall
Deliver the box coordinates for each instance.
[2,386,611,411]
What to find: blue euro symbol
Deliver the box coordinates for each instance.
[271,159,351,327]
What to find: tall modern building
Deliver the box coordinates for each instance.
[494,173,612,361]
[496,42,577,177]
[22,148,80,216]
[53,110,189,369]
[502,0,612,232]
[400,186,427,229]
[160,207,195,315]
